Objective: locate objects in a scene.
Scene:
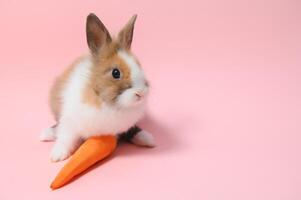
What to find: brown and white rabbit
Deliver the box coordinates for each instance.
[40,13,155,162]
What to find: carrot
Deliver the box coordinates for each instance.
[50,135,117,189]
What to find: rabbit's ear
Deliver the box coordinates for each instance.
[117,14,137,50]
[86,13,112,54]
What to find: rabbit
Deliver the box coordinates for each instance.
[40,13,155,162]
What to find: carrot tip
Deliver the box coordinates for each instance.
[50,135,117,189]
[50,183,58,190]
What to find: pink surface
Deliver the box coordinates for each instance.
[0,0,300,199]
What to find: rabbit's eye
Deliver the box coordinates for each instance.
[112,68,121,79]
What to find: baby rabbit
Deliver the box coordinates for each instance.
[40,13,155,162]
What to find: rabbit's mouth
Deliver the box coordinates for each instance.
[115,89,148,108]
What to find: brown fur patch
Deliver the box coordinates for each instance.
[49,56,87,120]
[82,42,133,108]
[117,15,137,50]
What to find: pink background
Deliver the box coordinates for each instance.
[0,0,300,199]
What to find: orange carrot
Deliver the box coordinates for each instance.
[50,135,117,189]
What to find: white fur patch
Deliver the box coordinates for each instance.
[117,50,148,107]
[117,50,146,90]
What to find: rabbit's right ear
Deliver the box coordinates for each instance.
[86,13,112,54]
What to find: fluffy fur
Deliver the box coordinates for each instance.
[40,13,155,162]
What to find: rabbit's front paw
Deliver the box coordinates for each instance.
[39,127,56,142]
[50,143,71,162]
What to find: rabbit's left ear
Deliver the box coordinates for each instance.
[86,13,112,54]
[117,15,137,50]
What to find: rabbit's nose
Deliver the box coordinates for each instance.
[135,92,143,98]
